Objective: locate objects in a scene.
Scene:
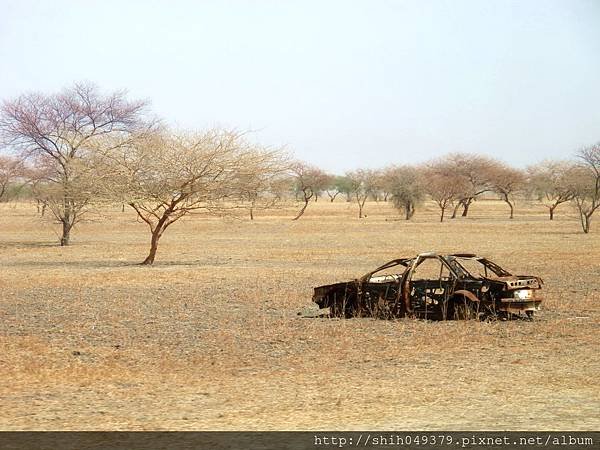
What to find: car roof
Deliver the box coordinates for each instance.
[415,252,479,258]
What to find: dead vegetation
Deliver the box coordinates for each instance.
[0,199,598,430]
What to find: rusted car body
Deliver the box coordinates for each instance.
[313,253,543,320]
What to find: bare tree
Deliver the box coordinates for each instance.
[26,164,52,215]
[0,82,148,245]
[368,169,386,202]
[290,163,330,220]
[489,164,526,219]
[103,129,283,264]
[382,165,425,220]
[31,155,101,233]
[527,160,576,220]
[346,169,377,218]
[0,155,24,201]
[423,160,468,222]
[238,152,290,220]
[439,153,498,218]
[572,143,600,233]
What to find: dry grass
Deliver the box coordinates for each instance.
[0,199,598,430]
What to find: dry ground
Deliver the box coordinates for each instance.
[0,199,598,430]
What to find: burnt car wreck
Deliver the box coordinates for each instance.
[313,253,543,320]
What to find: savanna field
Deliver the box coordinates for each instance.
[0,199,598,430]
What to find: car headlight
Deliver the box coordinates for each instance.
[514,289,532,300]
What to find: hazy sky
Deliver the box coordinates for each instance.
[1,0,599,173]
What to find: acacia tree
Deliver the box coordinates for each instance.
[572,143,600,233]
[290,163,329,220]
[314,173,333,202]
[368,169,386,202]
[346,169,376,218]
[325,175,352,202]
[382,165,425,220]
[238,154,289,220]
[527,160,575,220]
[424,160,468,222]
[490,164,526,219]
[31,156,100,232]
[0,82,147,245]
[105,129,283,264]
[440,153,498,218]
[0,155,24,201]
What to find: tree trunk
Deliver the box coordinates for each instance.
[581,213,591,234]
[451,202,461,219]
[502,194,514,219]
[249,198,256,220]
[405,201,414,220]
[357,196,365,218]
[60,197,72,246]
[142,228,162,265]
[549,205,555,220]
[440,207,445,222]
[461,198,472,217]
[292,196,310,220]
[60,220,71,246]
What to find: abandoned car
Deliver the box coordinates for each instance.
[313,253,543,320]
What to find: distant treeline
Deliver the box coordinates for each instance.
[0,83,599,263]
